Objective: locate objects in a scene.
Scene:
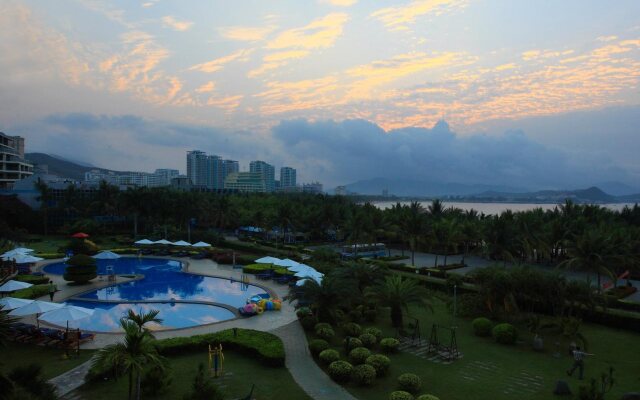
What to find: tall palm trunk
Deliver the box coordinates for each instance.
[391,305,403,328]
[128,370,133,400]
[136,371,142,400]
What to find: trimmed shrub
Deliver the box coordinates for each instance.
[319,349,340,365]
[13,285,49,299]
[363,309,377,322]
[342,322,362,337]
[141,365,172,397]
[359,333,377,349]
[364,327,383,341]
[472,317,493,337]
[352,364,377,386]
[492,323,518,345]
[417,395,440,400]
[365,354,391,377]
[397,373,422,394]
[328,361,353,383]
[380,338,400,354]
[390,391,415,400]
[15,275,49,285]
[349,309,363,322]
[308,339,330,356]
[296,307,312,318]
[63,254,97,283]
[242,263,272,274]
[349,347,372,365]
[315,322,332,332]
[343,337,363,351]
[316,327,335,341]
[301,315,318,331]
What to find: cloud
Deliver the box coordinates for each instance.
[195,81,216,93]
[219,25,276,41]
[248,50,311,78]
[162,16,194,31]
[188,49,254,73]
[319,0,357,6]
[206,95,244,112]
[266,13,349,50]
[371,0,467,32]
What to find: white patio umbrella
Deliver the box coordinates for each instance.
[172,240,191,246]
[154,239,173,245]
[192,241,212,248]
[9,300,64,328]
[0,297,34,310]
[0,280,33,293]
[296,275,323,286]
[273,258,299,267]
[92,251,121,260]
[10,254,44,264]
[287,263,312,272]
[255,256,281,264]
[38,305,95,329]
[134,239,154,245]
[2,248,34,258]
[294,269,323,279]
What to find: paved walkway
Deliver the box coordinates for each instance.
[271,321,358,400]
[48,359,94,398]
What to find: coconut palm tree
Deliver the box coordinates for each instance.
[403,201,425,266]
[0,305,19,348]
[285,275,354,322]
[92,310,166,400]
[366,275,432,327]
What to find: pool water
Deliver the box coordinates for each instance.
[44,258,269,332]
[63,300,236,332]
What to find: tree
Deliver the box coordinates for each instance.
[403,202,425,266]
[285,275,353,322]
[92,310,166,400]
[0,305,19,348]
[63,254,98,283]
[366,275,432,328]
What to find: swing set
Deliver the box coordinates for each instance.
[426,324,460,361]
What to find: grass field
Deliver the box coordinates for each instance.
[308,299,640,400]
[78,350,311,400]
[0,342,94,380]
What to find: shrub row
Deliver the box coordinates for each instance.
[12,284,49,299]
[15,275,50,285]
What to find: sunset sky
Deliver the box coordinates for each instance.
[1,0,639,189]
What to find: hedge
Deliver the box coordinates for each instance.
[12,284,49,299]
[15,275,49,285]
[397,373,422,394]
[242,264,294,276]
[153,328,284,367]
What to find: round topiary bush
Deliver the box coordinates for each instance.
[352,364,377,386]
[380,338,400,354]
[316,327,335,341]
[342,322,362,337]
[301,315,318,331]
[319,349,340,365]
[363,309,377,322]
[397,373,422,394]
[492,323,518,345]
[364,327,383,341]
[349,347,372,365]
[343,337,363,351]
[296,307,312,319]
[315,322,332,332]
[365,354,391,377]
[308,339,329,356]
[63,254,97,283]
[417,395,440,400]
[349,309,363,322]
[472,317,493,337]
[328,360,353,383]
[390,391,415,400]
[359,333,377,349]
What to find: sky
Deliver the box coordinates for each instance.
[0,0,639,190]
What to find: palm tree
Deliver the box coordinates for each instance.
[427,199,445,219]
[124,308,162,333]
[0,305,19,347]
[403,201,425,266]
[285,275,353,322]
[333,262,385,296]
[366,275,432,327]
[93,310,165,400]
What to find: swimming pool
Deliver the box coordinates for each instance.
[44,257,269,332]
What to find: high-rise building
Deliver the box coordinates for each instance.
[280,167,297,189]
[303,182,323,194]
[250,160,275,192]
[335,186,347,195]
[224,172,267,192]
[186,150,209,188]
[0,132,33,189]
[187,150,238,190]
[153,169,179,186]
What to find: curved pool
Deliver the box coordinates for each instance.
[44,258,269,332]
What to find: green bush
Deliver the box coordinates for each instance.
[342,322,362,337]
[363,309,378,322]
[15,275,49,285]
[63,254,97,283]
[366,354,391,377]
[417,395,440,400]
[452,293,486,318]
[390,391,415,400]
[242,263,272,274]
[315,322,332,332]
[301,315,318,331]
[380,338,400,354]
[349,309,363,322]
[319,349,340,365]
[316,327,335,341]
[141,365,172,397]
[472,317,493,337]
[397,373,422,394]
[308,339,330,356]
[153,329,284,367]
[183,363,224,400]
[359,333,377,349]
[492,323,518,345]
[364,327,383,341]
[62,239,99,255]
[296,307,312,318]
[328,360,353,383]
[13,285,49,299]
[349,347,372,365]
[343,337,363,351]
[352,364,377,386]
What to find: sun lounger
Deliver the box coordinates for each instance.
[256,272,272,280]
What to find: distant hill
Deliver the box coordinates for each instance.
[471,186,617,203]
[591,181,640,196]
[25,153,124,181]
[342,177,528,197]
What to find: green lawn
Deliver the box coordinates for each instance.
[308,299,640,400]
[78,350,311,400]
[0,342,94,380]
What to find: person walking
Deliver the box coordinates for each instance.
[48,280,57,301]
[567,346,594,380]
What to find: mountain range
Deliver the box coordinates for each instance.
[25,152,130,181]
